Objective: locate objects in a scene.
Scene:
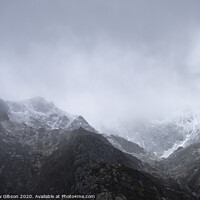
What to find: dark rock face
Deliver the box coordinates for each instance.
[35,128,146,194]
[73,163,194,200]
[0,126,196,199]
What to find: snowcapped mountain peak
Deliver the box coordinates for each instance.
[142,110,200,157]
[0,97,96,132]
[101,109,200,158]
[175,110,200,130]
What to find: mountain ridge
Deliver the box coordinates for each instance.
[0,97,96,133]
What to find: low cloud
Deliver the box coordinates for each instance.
[1,0,200,130]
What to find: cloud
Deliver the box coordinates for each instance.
[186,30,200,75]
[1,0,200,130]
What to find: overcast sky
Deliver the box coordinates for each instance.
[1,0,200,129]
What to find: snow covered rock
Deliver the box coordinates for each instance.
[1,97,96,133]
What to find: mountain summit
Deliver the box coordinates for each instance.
[1,97,96,132]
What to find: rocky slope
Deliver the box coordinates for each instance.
[0,126,196,199]
[159,142,200,197]
[105,134,157,163]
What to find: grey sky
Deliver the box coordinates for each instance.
[1,0,200,129]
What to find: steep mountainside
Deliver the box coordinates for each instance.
[0,126,196,199]
[159,142,200,196]
[105,134,157,162]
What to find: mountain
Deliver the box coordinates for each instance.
[0,126,196,199]
[0,97,197,199]
[158,142,200,197]
[105,134,157,163]
[37,128,195,200]
[1,97,96,133]
[4,97,200,159]
[103,111,200,158]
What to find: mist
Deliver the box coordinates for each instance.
[1,0,200,130]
